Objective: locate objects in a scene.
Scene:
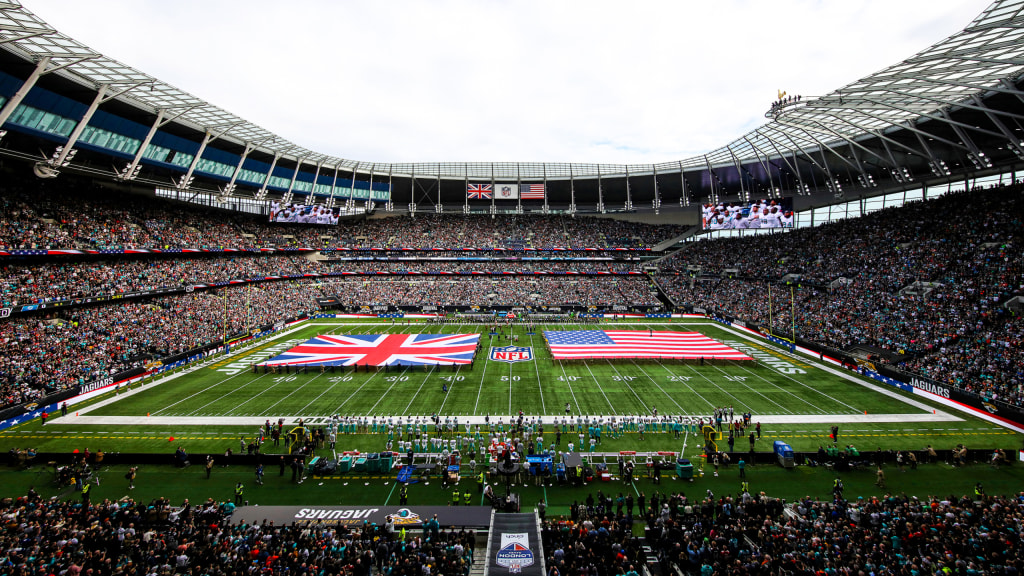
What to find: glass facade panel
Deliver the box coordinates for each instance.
[79,126,141,154]
[8,104,75,136]
[142,143,171,163]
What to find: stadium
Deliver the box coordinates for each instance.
[0,0,1023,574]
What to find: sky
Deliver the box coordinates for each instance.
[24,0,991,166]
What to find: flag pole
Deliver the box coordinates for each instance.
[790,284,796,343]
[542,164,548,214]
[516,163,522,214]
[767,281,773,338]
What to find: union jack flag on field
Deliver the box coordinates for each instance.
[467,184,493,199]
[258,333,481,367]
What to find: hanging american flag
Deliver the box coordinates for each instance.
[543,330,753,360]
[521,184,545,199]
[258,333,481,367]
[467,184,493,199]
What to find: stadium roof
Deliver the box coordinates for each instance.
[0,0,1023,183]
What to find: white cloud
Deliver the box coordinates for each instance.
[23,0,990,165]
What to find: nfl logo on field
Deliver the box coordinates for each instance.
[489,346,533,363]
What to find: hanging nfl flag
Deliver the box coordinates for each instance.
[468,184,493,199]
[495,184,519,200]
[521,184,545,199]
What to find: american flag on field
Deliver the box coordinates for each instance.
[543,330,753,360]
[467,184,493,199]
[521,184,545,199]
[258,333,481,367]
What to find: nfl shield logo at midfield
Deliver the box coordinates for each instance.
[489,346,533,363]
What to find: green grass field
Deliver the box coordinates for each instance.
[2,318,1021,509]
[1,318,1019,459]
[92,320,914,418]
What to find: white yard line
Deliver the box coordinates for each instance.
[57,411,965,427]
[629,360,686,414]
[651,359,715,413]
[709,323,957,416]
[473,353,489,415]
[555,360,582,417]
[401,366,435,415]
[603,360,650,414]
[257,372,324,417]
[730,360,861,414]
[581,361,616,413]
[529,332,546,414]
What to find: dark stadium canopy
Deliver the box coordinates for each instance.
[0,0,1023,211]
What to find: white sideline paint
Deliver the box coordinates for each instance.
[56,412,957,427]
[55,319,963,427]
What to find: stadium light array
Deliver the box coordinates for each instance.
[856,173,877,188]
[968,151,993,169]
[929,160,951,177]
[118,162,143,181]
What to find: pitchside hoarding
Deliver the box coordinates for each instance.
[230,505,491,527]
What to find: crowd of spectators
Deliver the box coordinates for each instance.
[0,184,686,251]
[0,256,649,308]
[0,273,661,409]
[0,490,478,576]
[545,485,1024,575]
[0,282,319,409]
[0,255,310,307]
[658,183,1023,409]
[1,483,1021,576]
[642,489,1024,575]
[321,260,643,275]
[324,277,661,308]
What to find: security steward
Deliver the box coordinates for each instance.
[463,490,471,506]
[477,470,485,492]
[235,482,245,506]
[399,485,408,505]
[81,481,91,505]
[452,487,460,506]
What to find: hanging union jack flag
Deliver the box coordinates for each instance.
[467,183,493,199]
[258,333,481,367]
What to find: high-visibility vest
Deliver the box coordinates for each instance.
[463,492,471,505]
[452,490,460,502]
[236,485,244,496]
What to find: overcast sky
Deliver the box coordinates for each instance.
[24,0,990,165]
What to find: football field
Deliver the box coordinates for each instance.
[84,319,931,419]
[4,318,1017,455]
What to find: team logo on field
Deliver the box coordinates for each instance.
[489,346,533,363]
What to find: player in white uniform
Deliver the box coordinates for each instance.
[781,210,794,227]
[747,205,762,228]
[762,206,783,228]
[296,206,315,224]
